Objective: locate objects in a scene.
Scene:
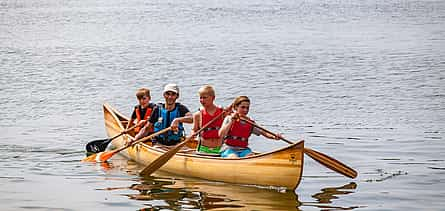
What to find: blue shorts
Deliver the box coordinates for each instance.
[220,148,252,158]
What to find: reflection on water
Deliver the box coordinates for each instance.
[302,183,362,211]
[95,157,358,210]
[98,176,298,210]
[312,182,357,204]
[126,179,246,210]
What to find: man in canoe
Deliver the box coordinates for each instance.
[218,96,282,158]
[126,88,156,133]
[191,85,228,155]
[134,83,193,146]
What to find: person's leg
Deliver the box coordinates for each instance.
[238,148,252,157]
[221,149,237,158]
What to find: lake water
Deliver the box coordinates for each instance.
[1,0,444,210]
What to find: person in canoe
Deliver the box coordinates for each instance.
[218,96,282,158]
[191,85,229,155]
[126,88,156,134]
[134,83,193,146]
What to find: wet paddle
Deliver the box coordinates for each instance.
[82,127,172,162]
[139,107,230,176]
[239,116,358,179]
[85,123,139,154]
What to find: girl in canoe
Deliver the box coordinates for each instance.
[218,96,282,158]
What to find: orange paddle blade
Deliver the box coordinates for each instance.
[81,153,100,162]
[98,150,117,162]
[81,151,117,163]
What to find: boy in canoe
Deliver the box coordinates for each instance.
[218,96,282,158]
[135,83,193,146]
[126,88,156,133]
[191,85,227,155]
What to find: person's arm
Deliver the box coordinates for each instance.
[133,106,156,140]
[190,111,201,136]
[134,122,153,140]
[126,118,134,130]
[218,115,236,138]
[171,104,193,130]
[177,112,193,123]
[257,126,282,140]
[127,108,137,129]
[249,119,282,140]
[171,112,192,131]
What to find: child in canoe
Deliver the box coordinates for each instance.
[126,88,156,133]
[218,96,282,158]
[191,85,228,155]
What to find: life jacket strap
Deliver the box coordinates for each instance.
[202,127,221,132]
[224,135,248,142]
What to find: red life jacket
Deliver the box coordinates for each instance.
[135,106,152,133]
[224,117,253,148]
[200,107,224,139]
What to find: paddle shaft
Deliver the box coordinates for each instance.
[303,147,357,178]
[239,116,357,179]
[109,123,139,141]
[140,108,229,176]
[114,127,172,154]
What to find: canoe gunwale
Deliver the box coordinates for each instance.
[135,141,304,160]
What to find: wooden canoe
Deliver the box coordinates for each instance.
[103,102,304,190]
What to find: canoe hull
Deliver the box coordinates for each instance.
[103,103,304,190]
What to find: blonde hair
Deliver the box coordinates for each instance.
[233,96,250,107]
[136,88,151,100]
[198,85,216,97]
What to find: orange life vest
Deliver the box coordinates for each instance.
[200,107,224,139]
[135,106,152,133]
[224,117,253,148]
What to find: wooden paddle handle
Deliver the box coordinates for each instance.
[108,123,139,140]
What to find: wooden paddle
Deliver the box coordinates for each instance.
[239,116,358,179]
[82,127,172,162]
[85,123,139,153]
[139,107,230,176]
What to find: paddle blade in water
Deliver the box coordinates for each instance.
[81,152,100,162]
[98,151,116,162]
[80,151,117,163]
